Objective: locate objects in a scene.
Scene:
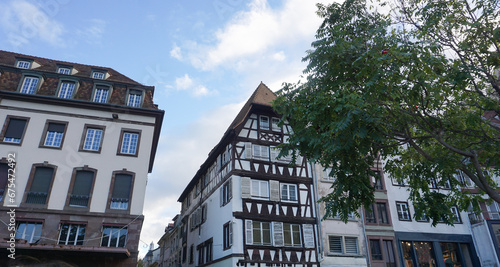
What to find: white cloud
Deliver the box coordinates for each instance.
[170,44,182,60]
[187,0,331,71]
[77,19,106,45]
[0,0,65,47]
[173,74,216,97]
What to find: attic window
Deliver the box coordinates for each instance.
[58,67,71,75]
[92,71,106,80]
[17,60,32,69]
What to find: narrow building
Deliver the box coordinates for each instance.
[176,83,320,266]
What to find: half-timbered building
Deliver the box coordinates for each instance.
[177,83,320,266]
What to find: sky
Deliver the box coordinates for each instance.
[0,0,335,258]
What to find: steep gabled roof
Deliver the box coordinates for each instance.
[178,82,277,202]
[226,81,276,133]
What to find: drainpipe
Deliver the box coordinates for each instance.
[361,208,370,267]
[310,162,324,262]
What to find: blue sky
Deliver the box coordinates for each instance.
[0,0,334,258]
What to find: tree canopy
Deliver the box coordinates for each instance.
[273,0,500,225]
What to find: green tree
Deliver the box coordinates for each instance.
[273,0,500,225]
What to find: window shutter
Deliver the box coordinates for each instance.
[270,146,278,162]
[269,180,280,201]
[220,187,223,207]
[329,236,342,253]
[228,178,232,201]
[47,123,65,133]
[303,224,315,248]
[245,143,252,159]
[229,223,233,247]
[245,220,253,245]
[241,177,251,198]
[72,171,93,196]
[112,174,132,199]
[272,222,284,247]
[262,146,269,160]
[30,167,54,193]
[217,155,221,171]
[5,119,27,139]
[345,237,358,254]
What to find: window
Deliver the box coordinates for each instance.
[58,223,86,245]
[223,221,232,250]
[323,167,334,181]
[488,202,500,219]
[17,60,31,69]
[252,144,269,160]
[0,163,7,202]
[109,173,133,210]
[92,71,105,79]
[1,117,28,144]
[365,202,390,224]
[58,67,71,75]
[127,89,143,107]
[451,206,462,223]
[251,180,269,199]
[119,131,140,156]
[20,76,39,94]
[260,116,270,130]
[68,170,94,207]
[58,81,76,99]
[281,183,297,202]
[189,245,194,264]
[220,179,232,206]
[80,125,104,152]
[372,170,384,190]
[384,240,397,267]
[283,223,301,247]
[101,226,127,247]
[377,202,389,224]
[25,166,55,205]
[370,239,383,260]
[248,221,272,245]
[15,221,42,243]
[271,117,281,131]
[197,239,213,265]
[329,236,359,255]
[396,202,411,221]
[93,86,110,103]
[41,121,66,148]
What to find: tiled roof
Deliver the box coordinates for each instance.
[0,50,143,86]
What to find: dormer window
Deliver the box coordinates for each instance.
[92,71,105,80]
[260,116,270,130]
[58,67,71,75]
[127,89,143,108]
[57,81,76,99]
[17,60,31,69]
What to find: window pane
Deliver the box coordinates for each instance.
[101,227,110,246]
[345,237,358,254]
[329,236,342,253]
[253,221,261,244]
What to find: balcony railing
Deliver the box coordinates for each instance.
[69,194,89,207]
[25,192,48,204]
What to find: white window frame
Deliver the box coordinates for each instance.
[283,223,301,247]
[101,226,128,247]
[17,60,31,69]
[396,202,411,221]
[120,132,139,155]
[20,76,40,94]
[58,223,86,245]
[58,67,71,75]
[83,128,103,151]
[15,221,42,243]
[44,124,65,147]
[93,85,110,103]
[252,221,272,246]
[252,144,269,160]
[58,81,76,99]
[92,71,105,79]
[127,89,143,107]
[271,117,281,131]
[251,180,269,199]
[451,206,462,223]
[280,183,298,202]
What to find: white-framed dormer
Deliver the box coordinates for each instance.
[91,69,108,80]
[91,83,113,104]
[17,73,43,94]
[57,65,78,75]
[15,58,41,69]
[56,78,80,99]
[126,88,144,108]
